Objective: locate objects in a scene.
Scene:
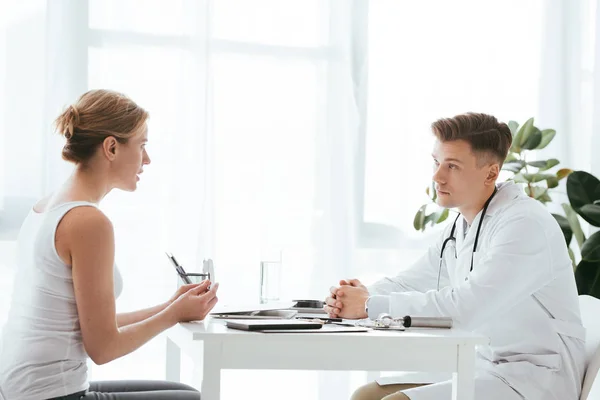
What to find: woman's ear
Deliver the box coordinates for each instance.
[102,136,118,161]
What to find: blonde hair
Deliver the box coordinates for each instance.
[54,89,149,164]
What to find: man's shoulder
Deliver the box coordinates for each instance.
[489,195,565,247]
[496,193,554,223]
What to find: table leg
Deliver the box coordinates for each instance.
[200,341,222,400]
[166,336,181,382]
[452,344,476,400]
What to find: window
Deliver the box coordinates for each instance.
[84,2,362,397]
[363,0,544,246]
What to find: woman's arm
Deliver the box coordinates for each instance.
[116,283,201,327]
[62,207,218,365]
[116,304,168,327]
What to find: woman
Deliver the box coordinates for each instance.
[0,90,218,399]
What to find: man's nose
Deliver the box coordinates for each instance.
[432,166,445,184]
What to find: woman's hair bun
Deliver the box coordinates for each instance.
[56,105,81,140]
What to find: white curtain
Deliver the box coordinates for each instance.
[535,0,598,235]
[592,0,600,178]
[2,1,598,399]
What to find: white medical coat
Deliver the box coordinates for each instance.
[367,182,586,399]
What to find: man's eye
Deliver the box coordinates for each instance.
[449,164,457,169]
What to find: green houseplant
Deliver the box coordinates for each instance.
[566,171,600,297]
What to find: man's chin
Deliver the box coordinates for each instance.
[436,198,454,209]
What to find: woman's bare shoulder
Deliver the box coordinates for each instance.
[61,205,112,233]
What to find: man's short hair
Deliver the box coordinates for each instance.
[431,112,512,166]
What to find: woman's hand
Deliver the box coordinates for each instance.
[167,282,208,306]
[167,280,219,322]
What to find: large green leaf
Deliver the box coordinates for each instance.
[437,208,450,224]
[413,205,426,231]
[522,173,556,183]
[581,231,600,262]
[503,160,526,174]
[567,171,600,227]
[552,213,573,246]
[563,203,586,250]
[422,207,449,229]
[536,129,556,150]
[511,117,534,152]
[527,159,559,171]
[575,260,600,297]
[508,120,519,135]
[579,204,600,226]
[521,128,543,150]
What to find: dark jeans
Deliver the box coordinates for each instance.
[48,380,200,400]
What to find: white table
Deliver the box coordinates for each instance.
[165,319,488,400]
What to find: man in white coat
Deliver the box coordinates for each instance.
[325,113,586,400]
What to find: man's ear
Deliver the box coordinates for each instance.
[102,136,118,161]
[486,163,500,183]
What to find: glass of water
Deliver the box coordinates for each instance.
[259,260,282,304]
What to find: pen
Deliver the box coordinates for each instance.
[166,252,186,274]
[296,316,343,323]
[171,254,182,269]
[296,317,358,327]
[165,252,192,284]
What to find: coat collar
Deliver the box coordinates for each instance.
[453,181,524,252]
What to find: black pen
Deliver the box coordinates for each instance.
[165,252,192,284]
[167,252,186,274]
[297,316,343,323]
[296,317,357,327]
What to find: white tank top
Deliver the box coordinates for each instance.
[0,202,122,400]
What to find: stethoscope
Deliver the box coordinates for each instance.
[437,186,498,290]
